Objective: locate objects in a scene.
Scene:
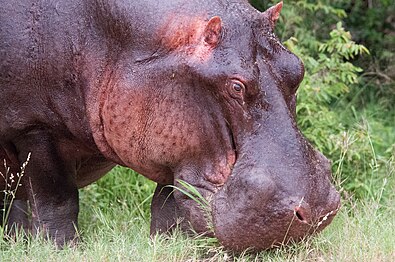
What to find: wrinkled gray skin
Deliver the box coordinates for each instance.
[0,0,340,250]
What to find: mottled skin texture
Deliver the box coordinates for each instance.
[0,0,340,250]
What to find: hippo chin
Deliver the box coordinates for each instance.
[0,0,340,250]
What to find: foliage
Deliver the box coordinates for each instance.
[286,22,368,149]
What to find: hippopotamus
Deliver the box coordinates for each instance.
[0,0,340,251]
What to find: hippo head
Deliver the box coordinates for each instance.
[96,1,340,251]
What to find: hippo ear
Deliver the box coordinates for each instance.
[203,16,222,46]
[262,1,283,29]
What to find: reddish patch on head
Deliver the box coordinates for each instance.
[158,14,222,61]
[159,16,203,50]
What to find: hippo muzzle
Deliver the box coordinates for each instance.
[212,168,340,251]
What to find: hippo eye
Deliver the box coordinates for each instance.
[231,80,245,94]
[233,82,243,92]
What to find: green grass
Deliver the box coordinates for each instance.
[1,160,394,261]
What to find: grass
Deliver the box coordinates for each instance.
[0,159,394,261]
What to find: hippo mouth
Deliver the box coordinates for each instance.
[315,202,340,229]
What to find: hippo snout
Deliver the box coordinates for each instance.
[211,169,341,251]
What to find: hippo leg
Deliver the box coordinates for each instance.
[14,130,79,247]
[150,184,182,235]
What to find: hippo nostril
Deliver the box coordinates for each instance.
[294,206,309,223]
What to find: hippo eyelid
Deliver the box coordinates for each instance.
[230,78,246,89]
